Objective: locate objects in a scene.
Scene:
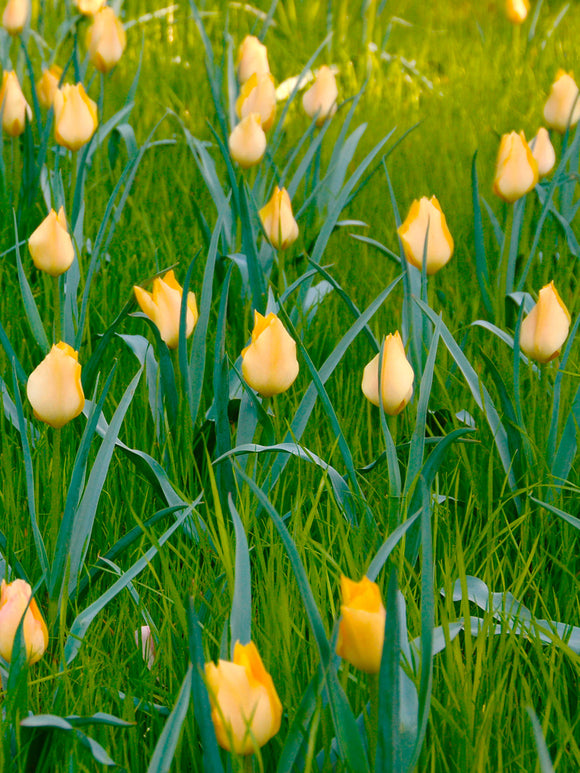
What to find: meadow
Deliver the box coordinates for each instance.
[0,0,579,770]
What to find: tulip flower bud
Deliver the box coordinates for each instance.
[0,71,32,137]
[0,579,48,664]
[236,73,277,131]
[397,195,454,274]
[336,575,386,674]
[74,0,105,14]
[259,186,299,250]
[241,311,299,397]
[2,0,29,35]
[54,83,98,151]
[530,127,556,177]
[27,342,85,428]
[28,207,75,277]
[519,281,571,363]
[492,130,539,203]
[134,625,156,669]
[237,35,270,84]
[228,113,267,168]
[36,64,63,109]
[543,70,580,134]
[361,331,414,416]
[205,641,282,755]
[133,269,198,350]
[86,7,127,74]
[302,66,338,127]
[505,0,529,23]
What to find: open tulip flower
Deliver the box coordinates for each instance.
[336,575,386,674]
[74,0,105,14]
[54,83,98,151]
[2,0,29,35]
[36,64,63,109]
[133,269,198,350]
[28,207,75,277]
[228,113,267,168]
[397,195,454,274]
[493,130,538,203]
[205,641,282,755]
[505,0,529,23]
[519,281,571,363]
[543,70,580,134]
[0,579,48,664]
[530,127,556,178]
[0,71,32,137]
[361,332,414,416]
[237,34,270,84]
[27,342,85,428]
[242,311,299,397]
[86,6,127,74]
[236,73,277,131]
[302,65,338,127]
[259,186,299,250]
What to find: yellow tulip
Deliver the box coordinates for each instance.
[530,127,556,177]
[0,71,31,137]
[336,575,386,674]
[237,35,270,84]
[27,342,85,428]
[259,186,299,250]
[86,7,127,74]
[397,195,454,274]
[505,0,529,23]
[2,0,29,35]
[228,113,267,168]
[133,270,198,350]
[492,130,539,203]
[543,70,580,133]
[241,311,299,397]
[205,641,282,756]
[361,332,414,416]
[0,579,48,664]
[28,207,75,277]
[36,64,63,109]
[74,0,105,14]
[54,83,98,152]
[302,66,338,127]
[519,281,571,363]
[236,73,276,131]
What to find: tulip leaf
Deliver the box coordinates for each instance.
[530,496,580,531]
[526,707,556,773]
[146,665,193,773]
[20,716,119,767]
[471,152,492,314]
[228,494,252,653]
[277,670,321,773]
[366,508,422,582]
[505,196,525,295]
[546,312,580,468]
[550,384,580,491]
[213,265,235,496]
[13,214,50,355]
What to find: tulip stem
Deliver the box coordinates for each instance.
[49,427,62,561]
[368,672,380,766]
[243,755,255,772]
[53,276,61,342]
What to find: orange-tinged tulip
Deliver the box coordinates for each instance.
[28,207,75,277]
[336,575,386,674]
[86,7,126,74]
[36,64,63,109]
[242,311,299,397]
[54,83,98,151]
[543,70,580,133]
[27,342,85,428]
[302,66,338,126]
[133,270,198,350]
[505,0,529,23]
[74,0,105,14]
[530,127,556,177]
[237,35,270,84]
[2,0,29,34]
[236,73,276,131]
[361,332,414,416]
[259,186,299,250]
[519,281,571,363]
[397,195,454,274]
[228,113,266,168]
[0,71,31,137]
[205,641,282,755]
[0,579,48,664]
[493,130,539,202]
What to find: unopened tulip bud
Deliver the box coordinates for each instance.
[302,66,338,127]
[86,7,127,74]
[2,0,29,35]
[205,641,282,755]
[397,195,454,274]
[36,65,63,109]
[519,281,571,363]
[134,626,155,669]
[54,83,98,151]
[242,311,299,397]
[543,70,580,133]
[336,575,386,674]
[0,579,48,664]
[493,130,539,203]
[74,0,105,14]
[0,71,31,137]
[530,127,556,177]
[361,332,414,416]
[27,342,85,428]
[236,73,276,131]
[259,186,299,250]
[28,207,75,277]
[228,113,267,168]
[133,269,198,350]
[237,35,270,84]
[505,0,529,23]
